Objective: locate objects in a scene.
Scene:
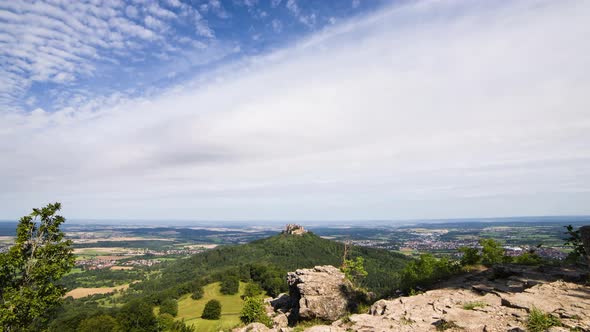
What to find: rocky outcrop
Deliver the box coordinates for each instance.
[286,265,353,322]
[240,264,589,332]
[335,265,590,332]
[239,266,355,332]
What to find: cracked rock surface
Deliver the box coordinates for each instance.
[237,265,589,332]
[334,265,590,332]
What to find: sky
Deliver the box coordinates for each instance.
[1,0,589,222]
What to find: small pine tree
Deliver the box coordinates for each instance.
[342,256,368,285]
[201,299,221,320]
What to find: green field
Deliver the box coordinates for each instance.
[173,282,247,331]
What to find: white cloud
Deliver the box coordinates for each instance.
[0,1,219,111]
[243,0,258,7]
[208,0,229,19]
[194,10,214,38]
[166,0,183,8]
[271,19,283,33]
[286,0,316,27]
[144,15,167,31]
[148,3,177,20]
[271,0,282,8]
[1,0,590,220]
[125,5,138,18]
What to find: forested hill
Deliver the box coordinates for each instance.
[137,231,410,299]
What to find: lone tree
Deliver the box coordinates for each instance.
[0,203,75,331]
[342,256,368,286]
[201,299,221,320]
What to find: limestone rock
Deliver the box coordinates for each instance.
[273,312,289,328]
[302,326,346,332]
[235,322,271,332]
[287,265,352,322]
[334,265,590,332]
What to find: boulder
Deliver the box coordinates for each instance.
[273,312,289,328]
[287,265,352,322]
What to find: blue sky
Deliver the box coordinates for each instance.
[1,0,384,112]
[1,0,589,221]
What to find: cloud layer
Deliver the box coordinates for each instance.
[1,0,589,220]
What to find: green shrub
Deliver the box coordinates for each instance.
[458,247,481,266]
[201,300,222,320]
[513,252,543,266]
[527,307,562,332]
[240,297,271,326]
[400,254,460,291]
[243,282,263,298]
[157,313,174,330]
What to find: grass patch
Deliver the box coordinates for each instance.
[527,307,562,332]
[462,301,486,310]
[172,281,247,332]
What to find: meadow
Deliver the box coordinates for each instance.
[172,282,247,332]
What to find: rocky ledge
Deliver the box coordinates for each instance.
[238,264,589,332]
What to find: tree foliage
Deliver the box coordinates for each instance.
[0,203,75,331]
[159,298,178,317]
[458,247,481,266]
[240,296,271,326]
[139,232,408,299]
[117,299,157,332]
[400,254,459,291]
[243,282,264,298]
[201,299,221,320]
[342,256,368,285]
[191,286,204,300]
[564,225,586,260]
[479,239,505,266]
[219,275,239,295]
[78,314,120,332]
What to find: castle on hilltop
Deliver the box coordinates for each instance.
[283,224,307,235]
